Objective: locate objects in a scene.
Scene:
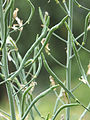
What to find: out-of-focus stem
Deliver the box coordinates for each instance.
[66,0,73,120]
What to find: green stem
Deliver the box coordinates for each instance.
[73,0,90,11]
[49,53,67,69]
[21,85,59,120]
[51,103,80,120]
[8,20,48,81]
[0,0,16,119]
[21,86,33,116]
[79,103,90,120]
[0,109,11,118]
[13,54,42,96]
[25,15,68,68]
[42,53,76,100]
[1,0,13,49]
[7,15,67,82]
[66,0,73,119]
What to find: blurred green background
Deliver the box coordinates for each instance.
[0,0,90,119]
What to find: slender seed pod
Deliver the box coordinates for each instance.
[51,103,80,120]
[21,85,59,120]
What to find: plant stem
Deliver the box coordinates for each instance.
[2,48,16,120]
[2,39,16,120]
[66,0,73,119]
[0,1,16,119]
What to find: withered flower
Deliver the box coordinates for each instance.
[12,8,23,31]
[87,63,90,75]
[49,75,56,90]
[13,8,19,19]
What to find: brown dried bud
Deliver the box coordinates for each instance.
[45,43,50,55]
[41,38,46,45]
[41,38,50,55]
[49,76,56,90]
[13,8,19,19]
[87,63,90,75]
[30,82,37,94]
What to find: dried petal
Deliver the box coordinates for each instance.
[45,43,50,55]
[79,76,88,84]
[87,24,90,31]
[30,82,37,94]
[87,63,90,75]
[15,17,23,31]
[13,8,19,19]
[41,38,50,55]
[41,38,46,45]
[12,8,23,31]
[61,114,64,120]
[49,75,56,90]
[12,24,19,30]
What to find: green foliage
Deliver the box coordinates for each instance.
[0,0,90,120]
